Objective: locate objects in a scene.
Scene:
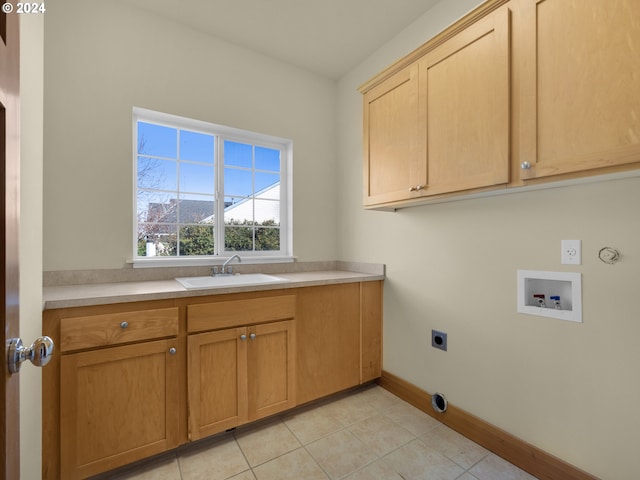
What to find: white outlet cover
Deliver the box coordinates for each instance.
[561,240,581,265]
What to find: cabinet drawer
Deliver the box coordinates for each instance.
[188,295,296,333]
[60,307,179,352]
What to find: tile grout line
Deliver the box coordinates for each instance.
[282,413,334,479]
[230,429,256,480]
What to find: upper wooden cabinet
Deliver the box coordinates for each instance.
[363,64,422,206]
[418,6,510,197]
[361,3,511,208]
[361,0,640,209]
[516,0,640,181]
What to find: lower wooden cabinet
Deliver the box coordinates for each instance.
[296,283,360,404]
[361,280,383,383]
[187,320,296,440]
[248,320,296,421]
[296,281,383,405]
[59,339,180,480]
[43,281,382,479]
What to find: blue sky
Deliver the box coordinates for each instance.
[137,121,280,202]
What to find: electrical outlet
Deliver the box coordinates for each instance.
[431,330,447,351]
[561,240,581,265]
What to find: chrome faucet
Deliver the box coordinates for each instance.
[213,254,242,276]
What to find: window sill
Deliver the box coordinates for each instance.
[130,256,296,269]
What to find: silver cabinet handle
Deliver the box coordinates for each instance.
[169,347,177,355]
[520,161,531,170]
[409,186,416,192]
[240,334,247,341]
[120,321,129,329]
[409,185,425,192]
[415,184,424,191]
[249,333,256,340]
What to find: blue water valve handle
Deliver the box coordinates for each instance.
[550,296,561,309]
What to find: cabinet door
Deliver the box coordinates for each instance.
[361,281,383,383]
[247,320,296,421]
[188,327,248,440]
[296,284,360,404]
[60,339,179,480]
[418,5,510,196]
[363,63,424,206]
[518,0,640,180]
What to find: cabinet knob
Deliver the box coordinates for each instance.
[249,333,256,340]
[409,185,425,192]
[120,321,129,329]
[409,186,416,192]
[169,347,176,355]
[520,161,531,170]
[240,334,247,341]
[416,184,424,191]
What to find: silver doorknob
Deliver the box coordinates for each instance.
[169,347,177,355]
[240,334,247,341]
[120,321,129,329]
[520,161,531,169]
[249,333,256,340]
[7,336,54,374]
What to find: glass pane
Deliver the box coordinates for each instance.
[138,224,177,257]
[224,140,252,168]
[254,199,279,225]
[223,196,242,209]
[137,122,177,158]
[177,194,215,223]
[224,198,253,224]
[255,146,280,172]
[254,172,280,195]
[224,168,252,197]
[137,157,177,191]
[180,130,214,164]
[180,163,214,194]
[155,225,177,256]
[137,191,178,223]
[179,225,214,256]
[255,227,280,251]
[225,226,254,252]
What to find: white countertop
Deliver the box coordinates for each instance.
[43,270,384,309]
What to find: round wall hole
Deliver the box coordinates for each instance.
[434,336,443,345]
[431,393,448,413]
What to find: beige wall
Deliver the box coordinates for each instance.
[42,0,338,271]
[337,1,640,479]
[20,13,44,480]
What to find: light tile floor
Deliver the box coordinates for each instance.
[103,385,538,480]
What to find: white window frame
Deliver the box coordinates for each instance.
[132,107,293,267]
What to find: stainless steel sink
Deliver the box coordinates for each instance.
[175,273,290,290]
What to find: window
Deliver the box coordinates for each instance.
[133,108,291,263]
